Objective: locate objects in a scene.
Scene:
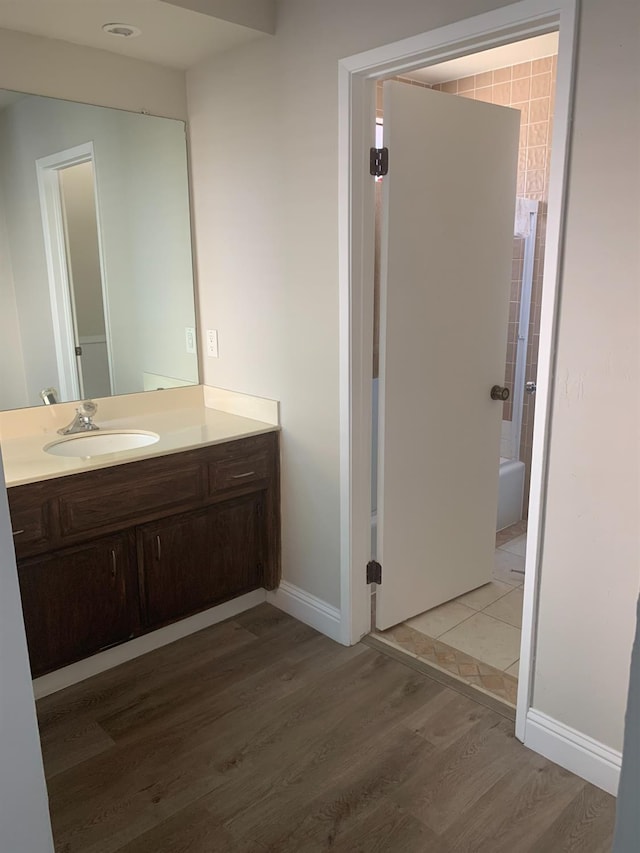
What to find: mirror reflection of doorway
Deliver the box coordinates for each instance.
[58,161,112,399]
[36,142,113,402]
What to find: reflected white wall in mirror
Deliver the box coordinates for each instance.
[0,90,199,411]
[59,159,111,399]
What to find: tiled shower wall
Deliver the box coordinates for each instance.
[376,55,557,517]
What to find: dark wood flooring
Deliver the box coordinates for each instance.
[37,604,616,852]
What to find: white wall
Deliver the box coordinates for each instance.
[121,116,198,386]
[532,0,640,751]
[187,0,640,757]
[0,450,54,851]
[0,178,28,409]
[60,162,106,338]
[0,28,187,119]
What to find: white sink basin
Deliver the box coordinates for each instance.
[45,430,160,458]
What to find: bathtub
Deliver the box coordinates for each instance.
[497,457,525,531]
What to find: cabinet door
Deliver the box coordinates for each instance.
[139,494,265,629]
[17,533,136,677]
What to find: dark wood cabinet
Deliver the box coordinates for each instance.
[18,532,137,676]
[138,493,265,629]
[9,432,280,677]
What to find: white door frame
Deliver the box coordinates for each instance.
[338,0,578,743]
[36,142,114,401]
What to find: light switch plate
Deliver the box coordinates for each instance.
[185,327,196,354]
[206,329,219,358]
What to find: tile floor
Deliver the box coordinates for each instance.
[374,520,527,707]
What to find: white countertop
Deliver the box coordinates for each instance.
[0,386,279,488]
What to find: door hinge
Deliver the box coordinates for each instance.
[366,560,382,584]
[369,147,388,177]
[75,345,83,356]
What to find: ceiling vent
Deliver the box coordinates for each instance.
[101,23,141,39]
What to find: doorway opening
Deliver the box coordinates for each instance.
[370,33,559,709]
[338,0,577,746]
[36,142,113,402]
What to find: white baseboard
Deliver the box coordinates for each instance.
[33,589,267,699]
[267,580,343,643]
[525,709,622,796]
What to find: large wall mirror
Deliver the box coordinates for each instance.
[0,89,199,411]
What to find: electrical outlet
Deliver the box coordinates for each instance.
[185,327,196,354]
[206,329,219,358]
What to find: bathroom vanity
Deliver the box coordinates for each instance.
[2,388,281,678]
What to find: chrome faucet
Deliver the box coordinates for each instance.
[58,400,100,435]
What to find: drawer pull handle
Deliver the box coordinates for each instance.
[12,529,25,536]
[110,549,117,578]
[231,471,255,479]
[156,535,162,560]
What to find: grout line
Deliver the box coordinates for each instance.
[479,609,523,631]
[429,609,481,639]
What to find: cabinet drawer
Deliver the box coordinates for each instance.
[59,461,205,537]
[209,452,270,493]
[208,435,274,494]
[7,483,52,557]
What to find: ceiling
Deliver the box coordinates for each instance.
[0,9,558,78]
[0,0,268,70]
[408,32,559,84]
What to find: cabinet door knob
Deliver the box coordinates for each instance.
[110,549,117,578]
[232,471,256,479]
[156,535,162,560]
[12,529,25,536]
[490,385,510,401]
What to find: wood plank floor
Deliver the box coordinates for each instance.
[37,605,616,852]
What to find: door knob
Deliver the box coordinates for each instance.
[490,385,510,401]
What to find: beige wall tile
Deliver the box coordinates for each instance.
[525,170,545,194]
[512,76,531,102]
[527,122,548,146]
[531,72,551,98]
[512,60,532,79]
[532,56,553,74]
[457,75,475,92]
[526,146,546,170]
[518,149,527,172]
[475,86,493,103]
[512,101,529,124]
[475,70,493,88]
[441,80,458,94]
[493,66,512,84]
[529,97,550,123]
[492,82,511,105]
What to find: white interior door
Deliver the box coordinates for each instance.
[376,81,520,630]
